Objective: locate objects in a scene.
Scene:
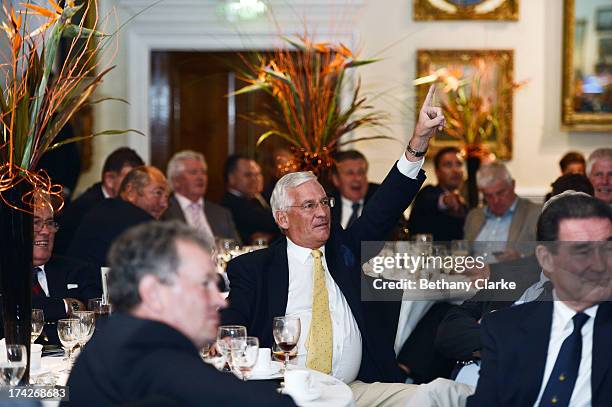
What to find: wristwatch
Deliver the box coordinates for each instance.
[406,144,427,157]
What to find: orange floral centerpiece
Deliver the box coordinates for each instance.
[0,0,136,381]
[234,35,389,177]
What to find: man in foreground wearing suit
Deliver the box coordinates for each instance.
[67,166,169,268]
[464,161,541,262]
[467,192,612,406]
[66,221,294,406]
[54,147,144,254]
[0,193,101,344]
[221,86,445,406]
[407,146,467,241]
[162,150,241,242]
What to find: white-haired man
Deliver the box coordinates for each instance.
[464,161,541,262]
[221,86,445,406]
[587,147,611,205]
[162,150,241,242]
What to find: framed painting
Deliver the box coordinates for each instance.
[414,0,519,21]
[416,49,514,159]
[562,0,612,131]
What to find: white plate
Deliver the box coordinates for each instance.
[29,366,50,376]
[249,361,283,380]
[282,387,322,402]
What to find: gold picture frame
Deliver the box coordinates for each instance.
[416,49,514,159]
[562,0,612,131]
[414,0,518,21]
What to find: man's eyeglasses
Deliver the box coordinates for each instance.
[33,219,60,232]
[286,197,335,211]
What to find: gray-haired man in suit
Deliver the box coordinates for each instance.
[162,150,241,243]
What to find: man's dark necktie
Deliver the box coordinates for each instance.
[32,266,43,296]
[346,202,361,228]
[538,312,590,407]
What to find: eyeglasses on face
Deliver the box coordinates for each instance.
[33,219,59,232]
[286,197,335,211]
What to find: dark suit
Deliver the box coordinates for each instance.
[0,256,102,345]
[467,301,612,406]
[407,185,466,242]
[220,192,278,244]
[162,195,241,243]
[435,255,541,361]
[54,182,105,255]
[330,183,407,240]
[221,164,425,383]
[67,199,153,268]
[64,313,295,407]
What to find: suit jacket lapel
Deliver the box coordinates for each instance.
[267,238,289,319]
[168,195,187,222]
[518,301,553,403]
[592,302,612,400]
[467,209,486,241]
[507,198,526,243]
[44,259,67,298]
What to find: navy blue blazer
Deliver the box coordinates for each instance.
[467,301,612,407]
[221,164,426,383]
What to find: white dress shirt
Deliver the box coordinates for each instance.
[340,197,364,229]
[533,298,598,407]
[174,193,214,238]
[34,265,50,297]
[285,238,363,383]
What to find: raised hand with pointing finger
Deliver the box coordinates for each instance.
[405,84,445,162]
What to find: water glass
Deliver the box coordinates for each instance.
[230,336,259,381]
[0,345,27,386]
[216,325,246,372]
[57,319,79,370]
[31,309,44,343]
[73,310,96,349]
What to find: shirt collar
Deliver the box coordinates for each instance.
[286,237,325,265]
[174,193,204,211]
[485,197,518,219]
[101,185,112,199]
[552,296,599,328]
[228,189,243,197]
[341,196,363,209]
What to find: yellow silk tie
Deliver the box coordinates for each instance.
[306,249,333,374]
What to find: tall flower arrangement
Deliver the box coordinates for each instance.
[0,0,134,382]
[234,35,389,176]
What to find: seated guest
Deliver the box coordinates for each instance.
[65,221,294,406]
[221,86,445,406]
[464,161,541,262]
[545,172,594,202]
[559,151,586,175]
[162,150,240,242]
[587,147,611,204]
[220,154,278,244]
[54,147,144,254]
[467,193,612,406]
[0,192,101,344]
[262,147,294,202]
[407,146,467,241]
[67,166,168,268]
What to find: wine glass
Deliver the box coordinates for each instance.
[88,298,111,327]
[216,325,246,372]
[73,311,95,350]
[230,336,259,381]
[0,345,27,386]
[57,318,79,370]
[272,316,300,373]
[31,309,44,343]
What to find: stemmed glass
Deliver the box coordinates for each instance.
[230,336,259,381]
[88,298,111,327]
[73,311,96,350]
[31,309,44,343]
[57,319,79,371]
[272,316,301,374]
[216,325,246,372]
[0,345,27,386]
